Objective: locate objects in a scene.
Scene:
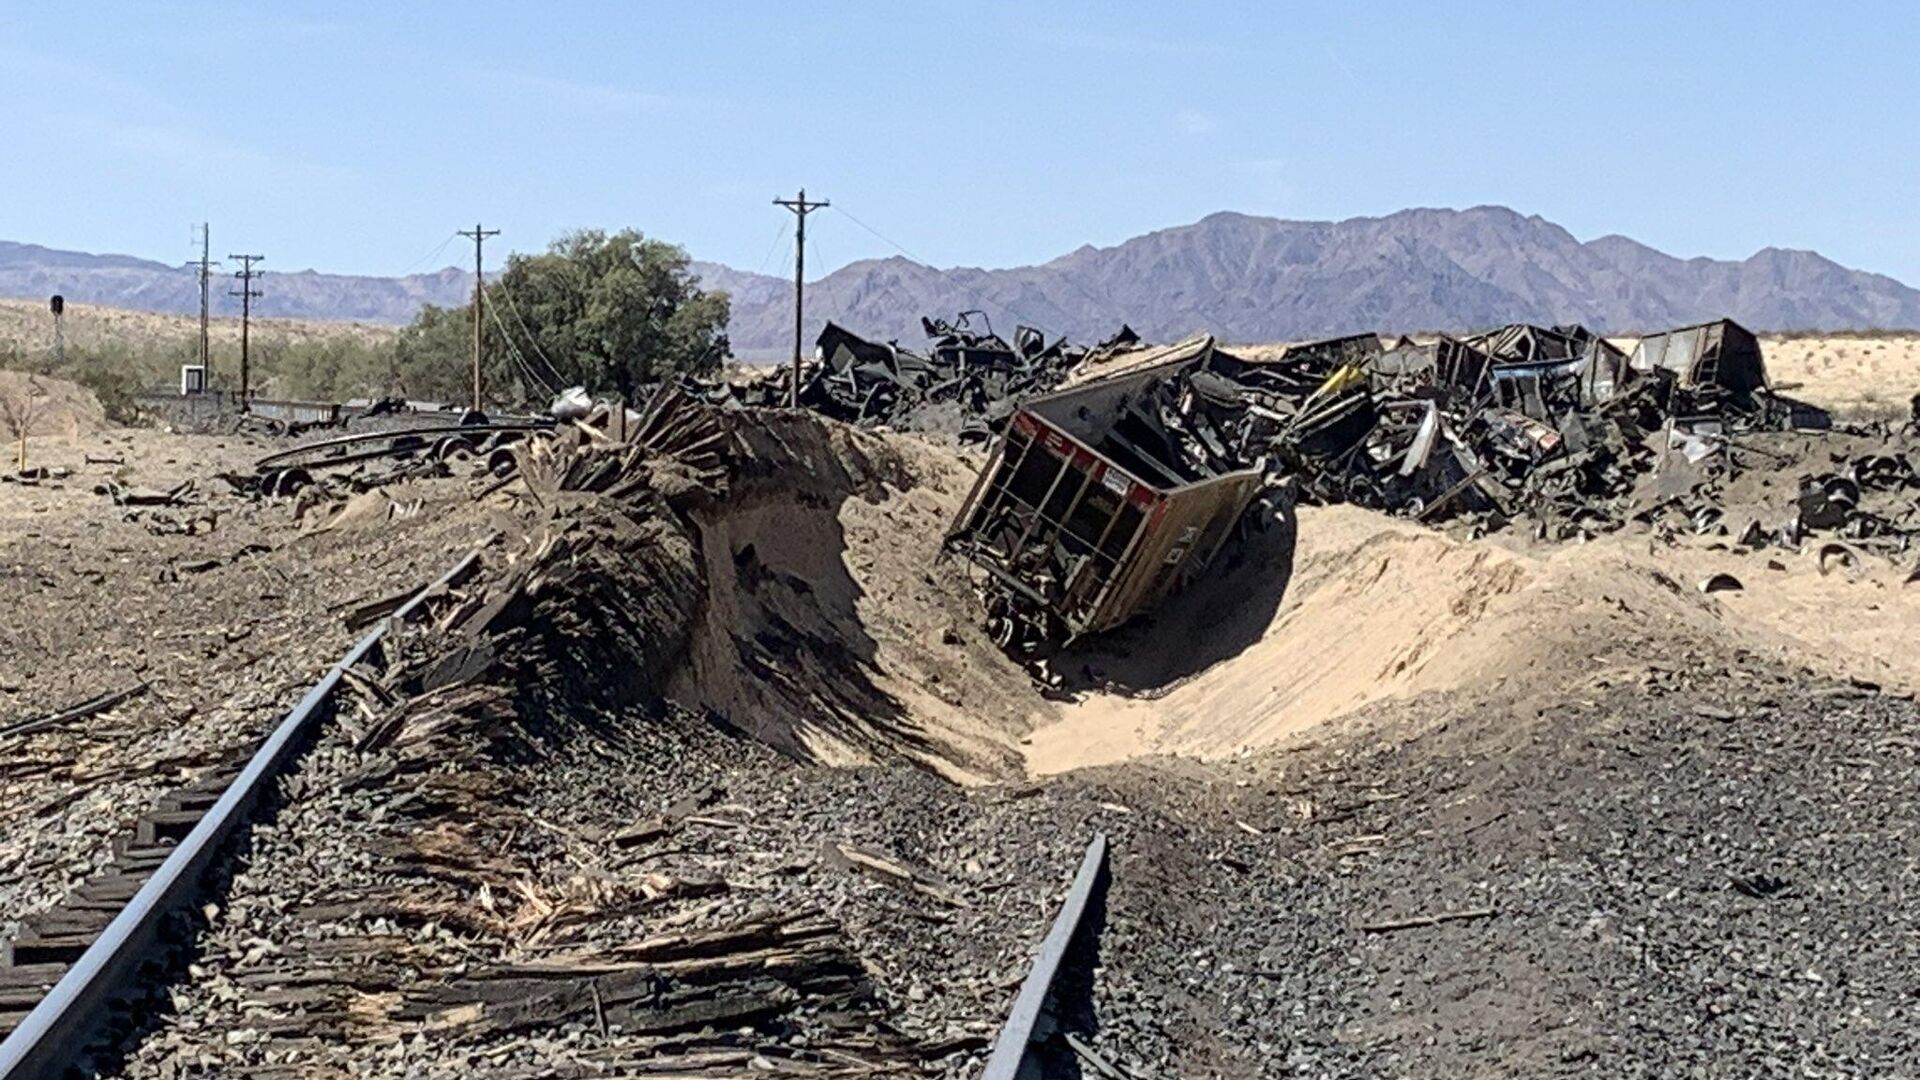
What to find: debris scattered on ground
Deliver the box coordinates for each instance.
[688,312,1133,442]
[9,308,1920,1077]
[934,316,1917,654]
[1699,571,1744,593]
[0,683,148,743]
[96,478,194,507]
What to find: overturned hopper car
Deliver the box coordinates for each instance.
[944,340,1267,656]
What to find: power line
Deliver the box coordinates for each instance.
[489,277,568,388]
[830,204,931,266]
[754,218,791,277]
[397,230,460,276]
[474,287,549,399]
[483,291,553,398]
[773,189,828,408]
[829,204,1046,332]
[228,253,264,402]
[481,288,554,398]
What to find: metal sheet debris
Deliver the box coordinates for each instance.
[929,313,1908,652]
[687,311,1132,442]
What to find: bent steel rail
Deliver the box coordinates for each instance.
[253,422,549,471]
[982,832,1110,1080]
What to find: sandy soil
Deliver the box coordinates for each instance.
[1759,334,1920,417]
[0,370,108,444]
[1026,502,1920,773]
[0,298,396,358]
[663,414,1050,783]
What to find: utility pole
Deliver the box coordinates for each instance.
[773,189,828,407]
[185,224,218,383]
[457,223,499,413]
[229,253,264,403]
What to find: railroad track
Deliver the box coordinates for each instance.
[0,551,481,1079]
[983,832,1112,1080]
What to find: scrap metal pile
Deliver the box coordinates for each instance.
[1728,448,1920,579]
[748,314,1839,542]
[937,317,1912,657]
[1076,318,1837,541]
[696,312,1138,440]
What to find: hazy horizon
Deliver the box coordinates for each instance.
[2,2,1917,285]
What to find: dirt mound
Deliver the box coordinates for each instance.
[474,405,1048,782]
[666,412,1049,781]
[0,370,108,438]
[1029,502,1920,772]
[471,403,1920,783]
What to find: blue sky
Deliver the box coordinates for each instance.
[3,2,1916,283]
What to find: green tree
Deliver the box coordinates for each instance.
[245,335,395,402]
[491,229,730,399]
[60,341,183,421]
[384,228,732,408]
[393,303,492,404]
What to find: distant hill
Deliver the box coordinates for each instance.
[0,240,471,325]
[7,207,1920,355]
[699,207,1920,353]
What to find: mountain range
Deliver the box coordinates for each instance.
[6,207,1918,356]
[0,240,472,326]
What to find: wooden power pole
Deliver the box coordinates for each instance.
[773,190,828,407]
[185,224,218,383]
[228,253,264,402]
[458,223,499,413]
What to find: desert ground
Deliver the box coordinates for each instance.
[1752,333,1920,418]
[0,298,398,362]
[7,296,1916,421]
[0,319,1917,1076]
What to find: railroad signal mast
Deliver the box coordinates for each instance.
[49,294,65,368]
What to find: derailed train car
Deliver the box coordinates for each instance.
[944,339,1266,656]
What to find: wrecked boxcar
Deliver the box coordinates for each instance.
[1629,319,1774,419]
[945,336,1266,656]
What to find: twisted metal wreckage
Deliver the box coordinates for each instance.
[936,318,1894,656]
[678,312,1906,656]
[232,310,1912,660]
[690,311,1140,440]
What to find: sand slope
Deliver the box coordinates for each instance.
[1028,504,1920,773]
[663,416,1051,783]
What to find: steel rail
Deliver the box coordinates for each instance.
[253,422,549,471]
[982,832,1110,1080]
[0,549,483,1079]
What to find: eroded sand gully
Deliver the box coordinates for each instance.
[690,420,1920,780]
